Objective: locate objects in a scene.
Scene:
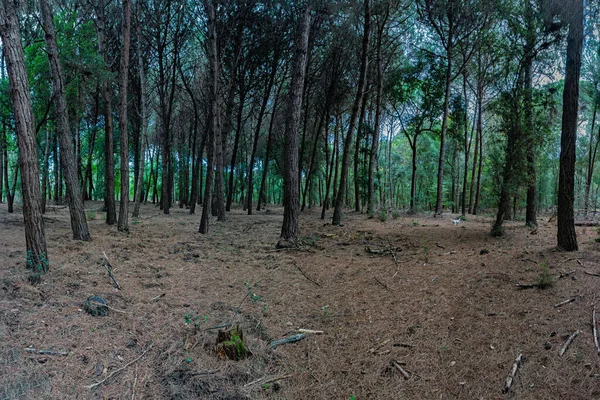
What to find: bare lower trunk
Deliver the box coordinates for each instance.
[333,0,370,225]
[557,0,583,251]
[40,0,90,240]
[117,0,131,231]
[0,1,49,277]
[281,3,311,241]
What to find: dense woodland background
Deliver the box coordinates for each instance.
[0,0,596,277]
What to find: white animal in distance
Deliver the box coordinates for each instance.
[451,219,461,225]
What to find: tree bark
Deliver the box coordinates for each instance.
[557,1,583,251]
[333,0,370,225]
[0,0,49,276]
[40,0,90,240]
[280,2,311,241]
[117,0,132,231]
[133,2,147,218]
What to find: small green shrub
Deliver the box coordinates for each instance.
[86,211,96,220]
[378,210,388,222]
[536,260,554,289]
[392,210,401,220]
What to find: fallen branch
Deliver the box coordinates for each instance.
[295,263,320,287]
[269,334,306,349]
[553,298,576,308]
[24,348,68,356]
[150,293,165,302]
[594,308,600,355]
[373,276,388,289]
[503,353,523,393]
[86,344,153,389]
[102,251,121,290]
[560,330,580,356]
[298,329,324,334]
[368,339,391,353]
[516,283,539,289]
[391,360,410,380]
[556,270,576,279]
[521,258,538,264]
[244,374,292,388]
[585,271,600,278]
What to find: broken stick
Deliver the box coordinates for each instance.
[594,308,600,355]
[86,343,153,389]
[560,330,580,356]
[24,348,68,356]
[585,271,600,278]
[553,298,575,308]
[269,334,306,349]
[295,263,320,286]
[102,251,121,290]
[503,353,523,393]
[298,329,324,334]
[391,360,410,380]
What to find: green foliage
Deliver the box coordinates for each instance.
[86,211,96,220]
[378,210,388,222]
[392,210,401,219]
[536,260,554,289]
[26,252,49,284]
[423,241,430,263]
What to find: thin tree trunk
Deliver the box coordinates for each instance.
[557,0,583,251]
[257,77,284,211]
[0,0,49,276]
[468,83,482,214]
[333,0,370,225]
[41,125,51,213]
[117,0,131,230]
[226,90,246,212]
[40,0,90,240]
[434,23,454,216]
[133,3,147,218]
[280,2,311,242]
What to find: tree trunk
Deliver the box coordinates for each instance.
[434,23,454,216]
[226,90,246,212]
[468,83,482,214]
[41,125,51,213]
[40,0,90,240]
[0,0,49,276]
[200,0,220,233]
[96,8,117,224]
[133,3,147,218]
[333,0,370,225]
[280,2,311,241]
[247,57,277,215]
[117,0,131,230]
[557,1,583,251]
[258,77,284,211]
[473,123,483,214]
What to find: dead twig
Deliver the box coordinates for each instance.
[373,276,388,289]
[556,270,576,279]
[295,263,320,286]
[503,353,523,393]
[269,334,306,349]
[368,339,391,353]
[102,251,121,290]
[585,271,600,278]
[150,293,165,302]
[86,343,153,389]
[24,348,68,356]
[298,329,324,334]
[593,307,600,355]
[391,360,410,379]
[560,330,580,356]
[553,298,576,308]
[516,283,539,289]
[244,374,292,388]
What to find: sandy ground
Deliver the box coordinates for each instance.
[1,201,600,399]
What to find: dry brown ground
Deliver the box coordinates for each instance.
[2,201,600,399]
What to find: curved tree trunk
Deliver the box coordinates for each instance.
[40,0,90,240]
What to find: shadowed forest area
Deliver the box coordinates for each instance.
[1,0,600,398]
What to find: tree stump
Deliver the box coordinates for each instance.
[215,326,250,360]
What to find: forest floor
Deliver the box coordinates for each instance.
[2,201,600,399]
